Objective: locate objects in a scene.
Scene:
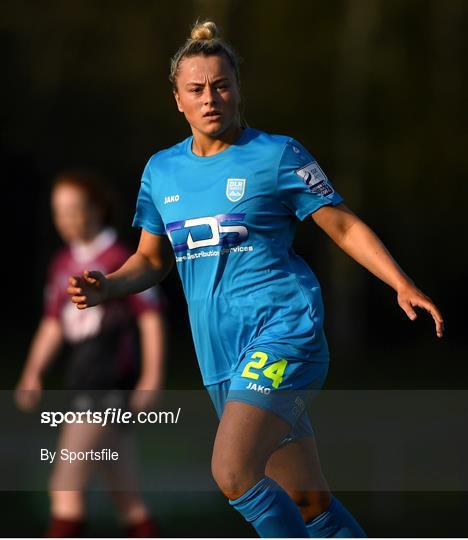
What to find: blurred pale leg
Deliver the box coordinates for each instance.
[49,421,151,526]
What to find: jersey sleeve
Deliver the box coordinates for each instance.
[43,256,63,319]
[132,157,167,235]
[277,139,344,220]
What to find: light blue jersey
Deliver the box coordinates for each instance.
[133,128,343,385]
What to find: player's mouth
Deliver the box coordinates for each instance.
[203,110,222,121]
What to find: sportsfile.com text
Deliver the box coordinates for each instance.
[40,407,182,427]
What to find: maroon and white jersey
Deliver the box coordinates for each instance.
[44,228,163,390]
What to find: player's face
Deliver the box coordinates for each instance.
[173,54,240,138]
[51,184,101,243]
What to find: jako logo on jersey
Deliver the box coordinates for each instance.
[246,382,271,395]
[295,161,334,197]
[166,213,248,252]
[226,178,246,202]
[164,194,180,204]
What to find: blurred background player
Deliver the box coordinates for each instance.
[15,171,165,537]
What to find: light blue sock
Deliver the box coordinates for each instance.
[230,476,309,538]
[306,496,366,538]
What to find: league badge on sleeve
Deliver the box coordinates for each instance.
[226,178,246,202]
[295,161,334,197]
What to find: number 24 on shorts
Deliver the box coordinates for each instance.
[241,351,288,389]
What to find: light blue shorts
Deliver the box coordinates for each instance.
[206,347,328,443]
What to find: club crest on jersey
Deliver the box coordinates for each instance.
[226,178,246,202]
[295,161,334,197]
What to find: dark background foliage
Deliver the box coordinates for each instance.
[1,0,467,536]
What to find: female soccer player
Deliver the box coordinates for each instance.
[67,21,444,538]
[16,172,164,537]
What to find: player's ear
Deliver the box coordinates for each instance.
[173,90,184,113]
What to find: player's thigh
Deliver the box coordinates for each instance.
[211,349,329,495]
[50,421,107,490]
[266,435,331,502]
[98,428,149,517]
[212,400,291,490]
[100,427,140,491]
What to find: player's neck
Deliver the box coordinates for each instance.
[78,224,103,245]
[191,123,243,157]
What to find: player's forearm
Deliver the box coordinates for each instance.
[105,251,172,300]
[21,318,63,379]
[137,311,165,388]
[337,219,413,292]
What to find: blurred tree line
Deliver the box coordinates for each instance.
[1,2,468,537]
[1,0,467,389]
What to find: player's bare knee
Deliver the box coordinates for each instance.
[48,489,80,504]
[288,490,332,522]
[288,490,310,508]
[48,489,85,519]
[211,459,258,500]
[211,458,241,498]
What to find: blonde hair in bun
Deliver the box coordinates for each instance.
[190,20,218,41]
[170,19,240,89]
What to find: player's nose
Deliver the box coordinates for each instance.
[203,85,217,105]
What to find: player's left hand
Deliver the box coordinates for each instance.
[397,283,444,338]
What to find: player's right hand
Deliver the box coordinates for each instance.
[67,270,108,309]
[15,376,42,412]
